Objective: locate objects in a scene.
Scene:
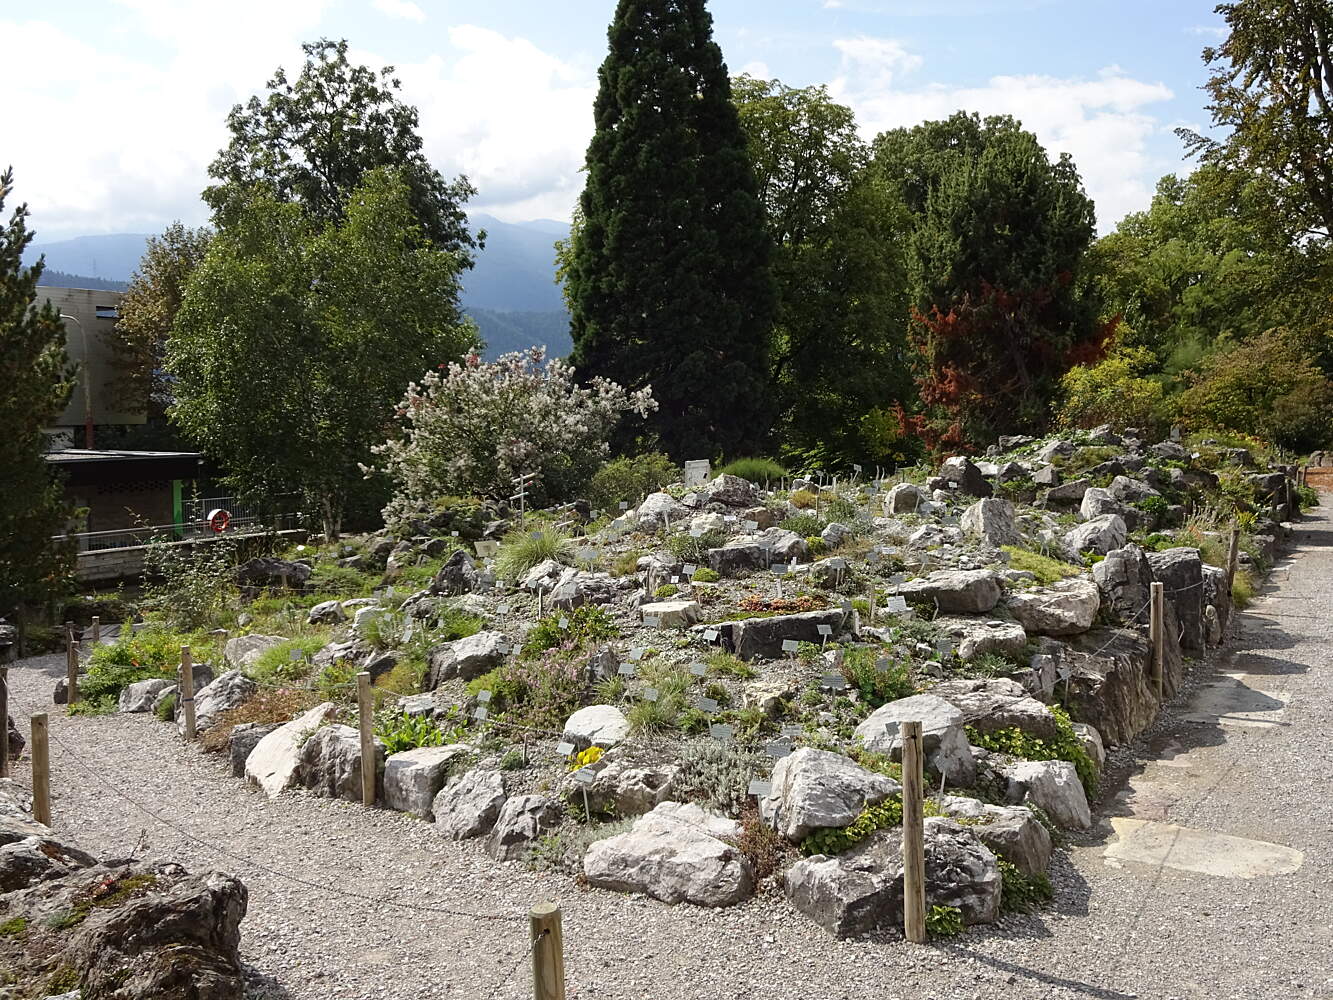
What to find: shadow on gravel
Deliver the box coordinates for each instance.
[244,966,297,999]
[935,943,1137,999]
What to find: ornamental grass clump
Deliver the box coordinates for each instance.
[376,347,656,525]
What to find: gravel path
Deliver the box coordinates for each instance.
[5,495,1332,1000]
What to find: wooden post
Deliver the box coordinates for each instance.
[900,720,927,944]
[0,667,8,777]
[357,671,375,807]
[1225,525,1241,594]
[31,713,51,826]
[530,902,566,1000]
[179,645,197,741]
[1150,582,1165,702]
[64,622,79,705]
[91,616,100,645]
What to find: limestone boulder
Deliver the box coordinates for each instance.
[706,541,770,577]
[759,748,901,842]
[884,483,926,514]
[637,492,687,527]
[1045,478,1092,505]
[855,694,975,787]
[426,630,508,688]
[521,558,566,592]
[1004,759,1091,829]
[1092,544,1154,625]
[294,723,384,802]
[784,819,1001,937]
[639,600,701,628]
[1080,487,1132,523]
[234,556,309,589]
[809,557,850,589]
[1005,578,1100,636]
[430,549,478,595]
[583,802,754,907]
[222,634,286,671]
[306,599,347,625]
[931,678,1063,742]
[760,528,811,563]
[383,745,471,818]
[244,702,339,797]
[433,769,507,840]
[185,669,257,735]
[896,569,1002,615]
[704,474,758,508]
[558,756,680,818]
[939,456,994,497]
[118,678,174,714]
[1071,722,1106,770]
[1147,547,1204,652]
[934,618,1027,662]
[228,722,281,778]
[1064,514,1127,555]
[562,705,630,750]
[1109,475,1160,503]
[487,794,562,861]
[936,796,1052,877]
[961,498,1021,547]
[730,608,847,661]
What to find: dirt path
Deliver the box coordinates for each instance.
[5,497,1331,1000]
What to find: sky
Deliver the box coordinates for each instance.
[3,0,1229,243]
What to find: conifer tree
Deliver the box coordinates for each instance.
[0,168,77,621]
[567,0,776,460]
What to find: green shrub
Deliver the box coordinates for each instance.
[500,748,526,771]
[72,625,194,714]
[654,583,680,598]
[374,711,449,755]
[1001,545,1081,585]
[247,636,329,686]
[495,525,572,581]
[790,489,818,509]
[716,457,787,485]
[1297,483,1319,510]
[840,647,914,708]
[965,704,1098,797]
[668,529,727,563]
[801,796,903,855]
[805,536,827,557]
[691,567,720,583]
[1136,495,1169,521]
[587,453,679,512]
[522,605,619,657]
[1057,346,1166,434]
[925,904,964,938]
[998,858,1054,913]
[780,512,824,536]
[153,691,176,722]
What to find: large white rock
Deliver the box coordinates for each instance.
[583,801,755,907]
[884,483,926,514]
[487,794,562,860]
[1064,514,1127,555]
[1003,759,1091,829]
[934,618,1027,662]
[222,634,286,671]
[118,678,174,713]
[1005,578,1101,636]
[294,723,384,802]
[689,512,728,534]
[557,756,679,818]
[895,570,1003,614]
[184,669,257,735]
[307,599,347,625]
[563,705,630,750]
[639,600,701,628]
[433,769,507,839]
[383,744,471,818]
[855,694,975,787]
[426,630,508,688]
[521,559,566,591]
[961,498,1021,547]
[937,796,1052,877]
[759,748,900,842]
[637,492,687,526]
[703,474,758,507]
[245,702,338,798]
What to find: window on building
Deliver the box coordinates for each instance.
[95,305,119,319]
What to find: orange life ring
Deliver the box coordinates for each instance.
[207,508,231,533]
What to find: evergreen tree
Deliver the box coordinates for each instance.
[567,0,776,460]
[0,168,77,621]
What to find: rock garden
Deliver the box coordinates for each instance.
[15,427,1315,949]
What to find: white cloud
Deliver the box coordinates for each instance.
[831,51,1175,231]
[372,0,427,22]
[738,60,773,79]
[1185,24,1227,39]
[832,35,923,90]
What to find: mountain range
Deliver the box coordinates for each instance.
[24,214,573,358]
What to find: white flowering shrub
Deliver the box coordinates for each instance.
[376,347,656,525]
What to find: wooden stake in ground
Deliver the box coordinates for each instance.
[1150,581,1165,702]
[901,719,927,944]
[0,667,9,778]
[64,622,79,705]
[31,713,51,825]
[357,671,375,807]
[91,616,100,645]
[1226,524,1241,594]
[530,901,566,1000]
[179,645,197,741]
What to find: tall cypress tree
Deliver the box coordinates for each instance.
[567,0,776,460]
[0,168,77,621]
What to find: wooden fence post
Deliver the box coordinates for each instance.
[0,667,8,777]
[31,713,51,826]
[357,671,375,807]
[1225,525,1241,594]
[901,719,927,944]
[64,623,79,705]
[91,616,100,645]
[1150,582,1165,702]
[530,901,566,1000]
[179,645,197,741]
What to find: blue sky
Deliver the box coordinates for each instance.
[4,0,1227,242]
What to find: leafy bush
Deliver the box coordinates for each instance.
[476,652,587,731]
[376,347,657,522]
[780,512,824,536]
[1057,346,1166,433]
[587,453,678,512]
[141,532,239,631]
[494,524,573,581]
[72,625,193,714]
[522,605,619,657]
[375,711,451,755]
[801,796,903,855]
[246,636,329,686]
[1136,495,1169,521]
[716,457,787,485]
[925,904,964,938]
[691,567,720,583]
[998,858,1053,913]
[1297,483,1319,510]
[965,704,1097,797]
[1001,545,1081,585]
[840,647,914,708]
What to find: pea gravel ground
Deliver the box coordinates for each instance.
[6,496,1332,1000]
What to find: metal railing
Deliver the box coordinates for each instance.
[54,511,304,552]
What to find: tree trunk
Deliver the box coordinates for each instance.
[320,497,342,542]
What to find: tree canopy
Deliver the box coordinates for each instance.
[566,0,776,461]
[169,168,478,537]
[204,38,478,262]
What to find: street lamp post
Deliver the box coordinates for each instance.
[58,312,94,449]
